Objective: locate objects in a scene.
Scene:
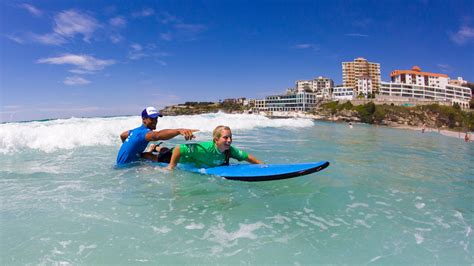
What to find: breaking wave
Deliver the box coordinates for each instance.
[0,112,313,154]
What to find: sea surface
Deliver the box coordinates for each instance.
[1,113,473,264]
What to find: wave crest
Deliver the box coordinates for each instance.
[0,113,313,154]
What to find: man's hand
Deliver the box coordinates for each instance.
[178,129,198,140]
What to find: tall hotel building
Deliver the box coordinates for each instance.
[342,57,381,95]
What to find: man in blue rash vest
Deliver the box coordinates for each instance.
[116,106,198,165]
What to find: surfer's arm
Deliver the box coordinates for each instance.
[120,130,129,143]
[146,129,198,141]
[166,145,181,170]
[246,154,263,164]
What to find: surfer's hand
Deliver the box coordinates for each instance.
[179,129,198,140]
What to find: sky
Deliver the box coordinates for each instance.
[1,0,473,122]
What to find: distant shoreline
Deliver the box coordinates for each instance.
[387,124,472,140]
[263,111,472,141]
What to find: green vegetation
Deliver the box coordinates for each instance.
[320,101,353,115]
[163,101,245,115]
[320,101,474,131]
[183,101,215,106]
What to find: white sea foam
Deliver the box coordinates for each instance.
[185,223,205,230]
[0,113,313,154]
[415,202,426,209]
[203,222,268,247]
[414,233,424,244]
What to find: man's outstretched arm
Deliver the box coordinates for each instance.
[145,129,198,142]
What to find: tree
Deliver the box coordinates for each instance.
[453,102,461,110]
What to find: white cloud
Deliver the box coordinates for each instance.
[64,76,90,85]
[109,16,126,27]
[131,43,143,51]
[19,3,42,17]
[156,13,206,41]
[128,52,147,60]
[132,8,155,18]
[31,32,66,45]
[450,25,474,45]
[3,105,23,110]
[159,12,179,24]
[169,23,207,41]
[110,34,123,43]
[5,34,25,44]
[353,18,373,28]
[293,43,320,51]
[174,23,206,33]
[437,64,453,73]
[294,44,312,49]
[160,32,172,41]
[156,60,167,66]
[345,33,369,37]
[127,43,170,61]
[128,43,145,59]
[37,54,115,73]
[53,10,100,42]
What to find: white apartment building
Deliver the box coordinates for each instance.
[390,66,449,87]
[296,76,334,99]
[314,76,334,99]
[384,66,472,109]
[357,76,373,98]
[253,91,319,112]
[332,86,354,100]
[342,57,381,91]
[449,77,468,86]
[296,80,313,92]
[254,99,266,110]
[380,82,471,109]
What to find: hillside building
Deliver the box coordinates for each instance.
[342,57,381,95]
[332,86,354,100]
[295,76,334,99]
[380,66,471,109]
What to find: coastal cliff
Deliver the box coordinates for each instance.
[160,101,474,131]
[314,101,474,131]
[160,101,245,116]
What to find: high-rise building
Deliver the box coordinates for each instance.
[342,57,381,94]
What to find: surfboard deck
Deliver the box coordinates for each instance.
[174,161,330,182]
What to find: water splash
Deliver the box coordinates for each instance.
[0,113,313,154]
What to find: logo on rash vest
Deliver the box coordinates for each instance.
[126,132,133,142]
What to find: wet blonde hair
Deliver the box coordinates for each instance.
[213,125,231,143]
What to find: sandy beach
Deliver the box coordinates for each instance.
[389,124,473,141]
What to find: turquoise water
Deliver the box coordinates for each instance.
[1,114,473,264]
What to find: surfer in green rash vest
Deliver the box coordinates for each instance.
[166,125,263,170]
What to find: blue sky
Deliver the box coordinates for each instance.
[1,0,473,122]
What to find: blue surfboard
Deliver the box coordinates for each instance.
[176,161,330,182]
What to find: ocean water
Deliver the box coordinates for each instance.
[1,113,472,264]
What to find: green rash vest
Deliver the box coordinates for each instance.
[178,141,248,168]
